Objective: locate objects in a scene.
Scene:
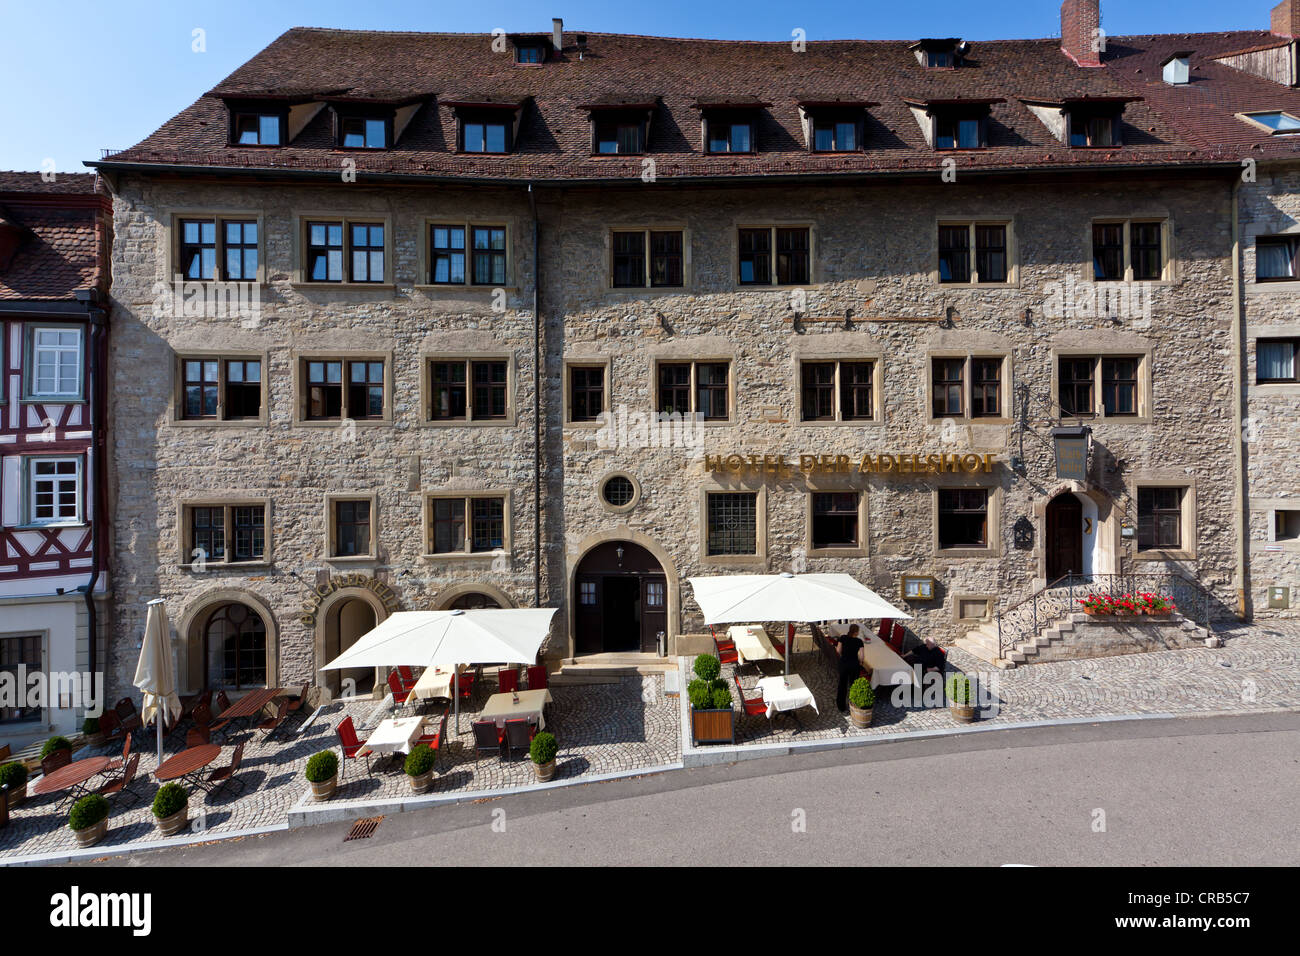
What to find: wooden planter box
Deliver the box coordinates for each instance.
[690,707,735,745]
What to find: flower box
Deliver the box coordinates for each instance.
[690,707,735,745]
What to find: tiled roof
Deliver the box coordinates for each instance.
[95,26,1300,182]
[0,174,108,301]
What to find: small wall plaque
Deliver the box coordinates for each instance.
[901,574,936,601]
[1269,586,1290,610]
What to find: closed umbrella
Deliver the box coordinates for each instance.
[688,572,912,674]
[134,599,182,767]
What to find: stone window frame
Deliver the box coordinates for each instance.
[802,480,869,558]
[1050,346,1154,423]
[290,349,394,428]
[931,479,1002,558]
[1131,479,1197,562]
[22,322,85,403]
[648,354,737,427]
[420,489,514,561]
[1265,503,1300,553]
[698,482,767,568]
[603,223,692,292]
[793,353,884,426]
[562,355,612,428]
[597,469,642,515]
[419,351,518,428]
[163,209,267,285]
[1084,216,1177,285]
[324,491,380,564]
[169,349,270,427]
[931,217,1020,288]
[176,496,273,570]
[925,349,1015,424]
[952,593,995,624]
[289,211,395,289]
[1245,226,1300,293]
[730,220,820,289]
[414,218,518,292]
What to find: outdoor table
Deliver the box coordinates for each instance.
[824,622,919,688]
[727,625,782,665]
[363,716,427,756]
[155,744,222,790]
[754,675,819,719]
[408,664,469,701]
[215,687,284,735]
[30,756,111,804]
[478,689,552,731]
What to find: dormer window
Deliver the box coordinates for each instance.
[912,39,968,69]
[582,101,656,156]
[465,120,509,153]
[798,100,875,153]
[1069,111,1118,147]
[927,50,953,68]
[814,119,858,152]
[694,99,768,155]
[510,33,553,64]
[231,111,283,146]
[340,116,388,149]
[708,120,752,153]
[516,44,546,64]
[595,120,644,154]
[936,114,983,149]
[445,100,525,155]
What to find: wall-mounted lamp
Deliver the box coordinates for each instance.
[616,545,625,567]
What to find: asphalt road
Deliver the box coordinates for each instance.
[87,712,1298,867]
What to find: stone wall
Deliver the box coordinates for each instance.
[1028,612,1207,663]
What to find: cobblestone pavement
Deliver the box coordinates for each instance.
[699,621,1300,748]
[0,674,679,860]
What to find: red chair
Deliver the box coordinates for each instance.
[526,664,548,691]
[770,629,787,658]
[207,742,246,795]
[734,675,770,724]
[709,626,737,652]
[498,668,519,694]
[387,670,412,707]
[712,636,739,666]
[888,623,906,655]
[877,619,892,640]
[397,666,418,691]
[415,711,448,760]
[335,716,372,777]
[455,671,476,703]
[503,717,536,759]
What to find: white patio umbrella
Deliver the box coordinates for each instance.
[320,608,557,731]
[133,598,182,767]
[688,572,912,674]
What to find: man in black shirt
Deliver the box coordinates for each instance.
[903,635,946,677]
[836,623,865,713]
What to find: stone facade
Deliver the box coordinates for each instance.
[102,167,1245,700]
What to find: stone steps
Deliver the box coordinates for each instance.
[551,653,678,685]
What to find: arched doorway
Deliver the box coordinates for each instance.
[203,603,268,691]
[322,598,377,698]
[448,592,501,609]
[1045,493,1084,580]
[574,541,667,654]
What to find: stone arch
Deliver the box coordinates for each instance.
[565,527,679,659]
[1032,482,1118,587]
[313,586,392,700]
[177,587,279,694]
[433,582,517,610]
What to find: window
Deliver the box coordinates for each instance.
[1059,355,1145,417]
[971,358,1001,418]
[1070,112,1118,147]
[27,457,81,525]
[231,111,282,146]
[932,355,1006,419]
[707,119,753,153]
[1257,338,1298,383]
[932,358,964,417]
[936,114,983,149]
[427,224,508,285]
[462,118,510,153]
[332,499,373,558]
[646,580,665,608]
[1059,357,1095,417]
[179,218,259,281]
[184,502,267,565]
[340,116,387,149]
[428,359,509,422]
[427,495,507,554]
[302,358,387,421]
[569,365,605,422]
[1239,110,1300,134]
[594,120,644,154]
[799,360,874,422]
[516,44,546,64]
[1275,510,1300,541]
[1138,487,1184,551]
[706,492,757,556]
[179,356,262,421]
[926,50,954,68]
[658,361,729,420]
[938,223,1008,283]
[610,229,683,288]
[579,580,597,605]
[1257,237,1299,280]
[1101,358,1138,415]
[812,119,859,152]
[472,227,507,285]
[938,489,988,548]
[29,326,81,397]
[349,224,385,283]
[739,226,810,285]
[205,603,266,691]
[811,492,860,549]
[306,222,344,282]
[1093,220,1165,281]
[429,226,466,284]
[601,474,636,507]
[0,635,41,723]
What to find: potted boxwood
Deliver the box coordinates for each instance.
[946,674,976,723]
[305,750,339,800]
[0,761,28,808]
[848,677,875,729]
[404,744,437,794]
[530,731,558,782]
[151,783,189,836]
[688,654,735,745]
[40,736,73,760]
[68,793,110,847]
[82,717,104,747]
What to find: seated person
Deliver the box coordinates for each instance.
[903,635,946,675]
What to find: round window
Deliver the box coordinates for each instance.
[601,475,636,508]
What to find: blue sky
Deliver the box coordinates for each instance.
[0,0,1273,172]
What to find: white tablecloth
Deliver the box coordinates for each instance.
[755,675,818,718]
[823,622,919,688]
[727,625,783,664]
[409,664,468,701]
[478,689,552,731]
[363,716,427,755]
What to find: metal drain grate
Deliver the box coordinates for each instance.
[344,815,384,841]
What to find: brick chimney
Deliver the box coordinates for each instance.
[1061,0,1103,67]
[1272,0,1300,37]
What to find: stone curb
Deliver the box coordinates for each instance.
[0,822,290,867]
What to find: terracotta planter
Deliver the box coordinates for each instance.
[408,770,434,794]
[533,759,556,782]
[690,707,736,745]
[73,816,108,848]
[950,701,976,723]
[5,784,27,809]
[848,703,874,729]
[155,806,189,837]
[309,774,338,801]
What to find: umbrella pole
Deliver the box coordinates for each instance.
[786,622,794,676]
[156,705,164,766]
[454,667,460,734]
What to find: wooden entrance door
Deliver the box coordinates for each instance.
[573,541,667,655]
[641,577,667,653]
[1045,494,1084,581]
